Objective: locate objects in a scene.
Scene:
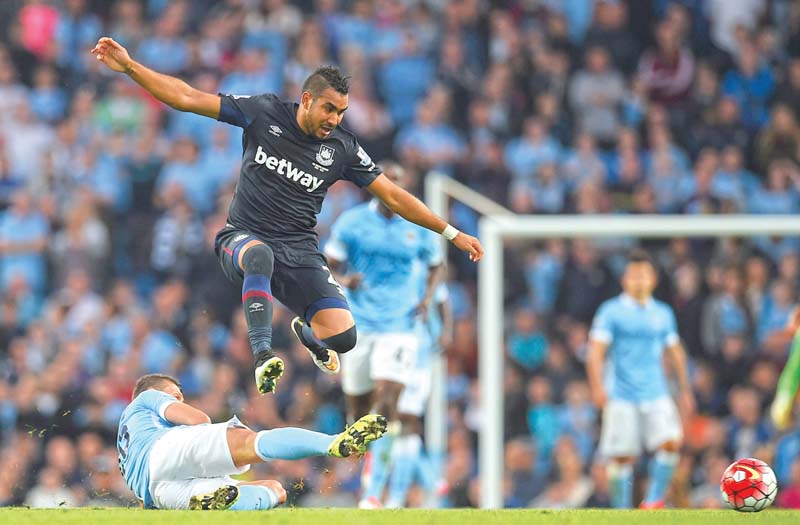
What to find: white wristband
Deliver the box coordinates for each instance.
[442,224,459,241]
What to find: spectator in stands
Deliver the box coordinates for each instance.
[569,46,625,145]
[722,42,775,133]
[395,87,466,173]
[702,265,751,354]
[378,31,435,126]
[755,104,800,172]
[504,438,544,507]
[136,2,189,74]
[54,0,102,75]
[530,437,593,508]
[726,386,772,459]
[748,159,800,215]
[638,19,695,107]
[504,117,561,182]
[556,240,615,323]
[584,0,639,74]
[0,189,49,294]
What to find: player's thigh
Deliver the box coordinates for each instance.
[152,476,239,510]
[271,261,352,335]
[370,332,418,385]
[341,332,375,396]
[149,422,250,483]
[641,397,683,452]
[599,399,642,459]
[398,367,433,418]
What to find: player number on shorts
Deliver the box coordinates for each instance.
[322,265,345,296]
[394,345,412,368]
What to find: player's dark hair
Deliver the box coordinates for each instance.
[302,66,350,97]
[132,373,181,399]
[626,248,655,267]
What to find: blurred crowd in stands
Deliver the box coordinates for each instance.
[1,0,800,509]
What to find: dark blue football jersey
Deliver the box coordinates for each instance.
[217,93,382,246]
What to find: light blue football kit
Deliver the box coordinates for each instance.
[590,294,679,402]
[589,294,684,508]
[118,389,359,510]
[387,280,449,508]
[325,200,442,506]
[325,200,443,335]
[117,390,179,508]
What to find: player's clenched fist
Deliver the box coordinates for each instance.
[91,37,133,73]
[451,232,484,262]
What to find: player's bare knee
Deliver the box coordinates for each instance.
[322,324,357,354]
[241,242,274,275]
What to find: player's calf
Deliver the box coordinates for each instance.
[228,482,285,510]
[290,317,341,374]
[239,243,284,393]
[641,442,681,508]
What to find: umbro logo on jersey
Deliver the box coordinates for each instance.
[249,302,265,312]
[254,146,324,193]
[269,125,282,137]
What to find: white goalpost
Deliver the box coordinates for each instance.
[426,172,800,509]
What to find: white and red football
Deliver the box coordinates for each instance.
[720,458,778,512]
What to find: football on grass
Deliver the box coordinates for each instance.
[720,458,778,512]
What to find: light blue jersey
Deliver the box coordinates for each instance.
[325,201,442,333]
[589,294,680,402]
[117,390,178,508]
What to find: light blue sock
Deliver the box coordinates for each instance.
[230,485,280,510]
[254,427,333,460]
[416,447,437,493]
[362,431,395,501]
[417,448,444,507]
[608,462,634,509]
[643,450,679,504]
[386,434,421,507]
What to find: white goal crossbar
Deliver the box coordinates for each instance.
[427,173,800,509]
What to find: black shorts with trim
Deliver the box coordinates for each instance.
[214,225,349,321]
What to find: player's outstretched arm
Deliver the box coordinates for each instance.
[90,37,221,118]
[416,263,443,317]
[163,400,212,426]
[666,342,695,417]
[367,174,484,262]
[586,339,608,409]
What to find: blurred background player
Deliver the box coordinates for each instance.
[324,162,443,509]
[118,373,386,510]
[90,36,483,396]
[771,307,800,431]
[587,250,695,509]
[386,279,452,508]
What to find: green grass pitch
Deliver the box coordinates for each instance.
[3,508,800,525]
